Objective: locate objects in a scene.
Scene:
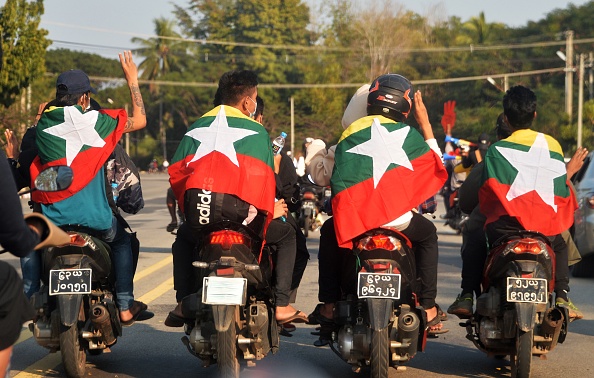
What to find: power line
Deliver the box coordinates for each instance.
[44,20,594,54]
[70,66,563,89]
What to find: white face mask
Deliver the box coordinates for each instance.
[248,96,258,119]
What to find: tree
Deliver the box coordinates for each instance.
[133,18,187,161]
[0,0,49,108]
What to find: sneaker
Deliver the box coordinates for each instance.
[556,297,584,320]
[447,293,473,319]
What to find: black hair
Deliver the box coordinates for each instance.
[54,85,89,107]
[217,70,258,105]
[495,112,513,140]
[255,96,264,118]
[503,85,537,130]
[213,71,232,107]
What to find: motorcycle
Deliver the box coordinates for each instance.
[298,178,330,237]
[444,189,468,234]
[462,231,568,378]
[328,227,430,378]
[28,166,127,378]
[175,220,279,378]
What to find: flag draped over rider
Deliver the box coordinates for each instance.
[331,115,447,247]
[31,105,127,204]
[168,105,275,219]
[479,129,576,236]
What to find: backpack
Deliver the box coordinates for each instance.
[106,144,144,214]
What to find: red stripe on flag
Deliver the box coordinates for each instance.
[332,151,446,247]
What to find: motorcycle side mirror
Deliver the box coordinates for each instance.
[34,166,74,192]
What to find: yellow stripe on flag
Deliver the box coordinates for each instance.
[507,129,563,155]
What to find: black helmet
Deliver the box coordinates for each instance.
[367,74,413,122]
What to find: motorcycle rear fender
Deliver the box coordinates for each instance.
[514,302,537,332]
[212,304,236,332]
[366,298,394,331]
[58,294,84,327]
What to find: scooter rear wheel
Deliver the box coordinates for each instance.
[511,329,533,378]
[370,327,390,378]
[217,314,240,378]
[59,303,87,378]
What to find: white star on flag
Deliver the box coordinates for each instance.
[496,132,566,212]
[42,107,104,166]
[346,118,412,188]
[185,106,258,167]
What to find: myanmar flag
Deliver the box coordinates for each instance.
[31,105,127,204]
[479,129,576,236]
[168,105,276,218]
[331,115,447,247]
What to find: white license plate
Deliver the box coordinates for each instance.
[324,189,331,197]
[357,272,401,299]
[302,201,315,208]
[49,268,92,295]
[506,277,547,304]
[202,277,247,305]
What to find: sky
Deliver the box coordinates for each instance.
[38,0,592,59]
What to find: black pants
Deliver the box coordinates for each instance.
[317,212,439,309]
[289,214,309,302]
[485,217,570,298]
[460,214,489,297]
[171,217,300,306]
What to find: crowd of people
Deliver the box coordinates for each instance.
[1,54,587,376]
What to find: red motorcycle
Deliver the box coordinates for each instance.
[463,231,568,378]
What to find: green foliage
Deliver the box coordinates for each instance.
[0,0,49,108]
[45,49,122,78]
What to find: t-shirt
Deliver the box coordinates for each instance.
[42,168,112,231]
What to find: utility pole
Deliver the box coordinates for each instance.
[565,30,574,123]
[290,96,295,156]
[577,53,584,148]
[588,51,594,100]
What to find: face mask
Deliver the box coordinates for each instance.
[248,96,258,119]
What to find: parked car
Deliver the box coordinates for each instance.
[570,151,594,277]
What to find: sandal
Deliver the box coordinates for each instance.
[427,307,449,336]
[166,222,177,232]
[121,301,154,327]
[276,310,309,325]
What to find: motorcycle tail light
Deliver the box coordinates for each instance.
[303,192,316,200]
[358,235,401,251]
[210,230,247,250]
[372,263,388,271]
[503,239,549,258]
[68,233,89,247]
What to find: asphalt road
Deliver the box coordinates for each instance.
[2,173,593,377]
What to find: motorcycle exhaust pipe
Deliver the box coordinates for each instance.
[395,310,420,357]
[538,307,563,349]
[90,304,116,346]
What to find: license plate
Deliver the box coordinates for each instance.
[202,277,247,305]
[49,268,92,295]
[302,201,315,209]
[357,272,401,299]
[506,277,547,304]
[324,189,331,197]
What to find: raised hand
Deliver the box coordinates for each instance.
[441,100,456,134]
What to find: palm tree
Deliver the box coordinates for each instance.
[132,18,185,161]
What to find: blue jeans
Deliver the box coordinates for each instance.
[20,250,41,299]
[103,216,134,312]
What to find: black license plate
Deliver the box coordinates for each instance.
[49,268,92,295]
[506,277,547,304]
[357,272,401,299]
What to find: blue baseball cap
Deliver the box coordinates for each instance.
[56,69,97,95]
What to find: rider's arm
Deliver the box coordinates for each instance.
[119,51,147,133]
[413,90,444,162]
[0,151,40,256]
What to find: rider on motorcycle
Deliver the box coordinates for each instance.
[166,70,308,327]
[306,74,449,336]
[450,86,584,320]
[30,52,150,325]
